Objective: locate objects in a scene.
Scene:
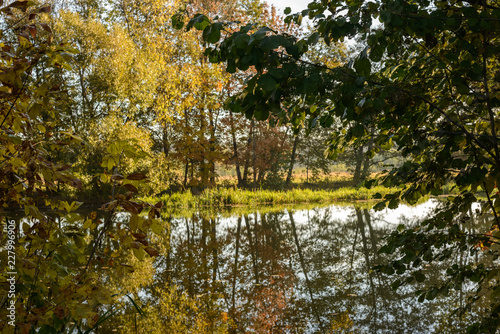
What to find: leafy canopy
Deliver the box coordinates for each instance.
[0,2,165,333]
[175,0,500,331]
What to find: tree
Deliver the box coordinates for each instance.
[47,0,173,197]
[295,125,334,185]
[176,0,500,331]
[0,3,163,332]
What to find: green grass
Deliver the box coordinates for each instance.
[159,200,382,218]
[140,186,399,209]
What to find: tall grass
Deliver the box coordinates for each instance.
[140,186,399,209]
[159,201,379,218]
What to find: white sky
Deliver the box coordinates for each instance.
[264,0,312,14]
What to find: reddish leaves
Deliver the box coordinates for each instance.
[126,172,147,180]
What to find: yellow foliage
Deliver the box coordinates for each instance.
[330,311,355,333]
[106,285,229,334]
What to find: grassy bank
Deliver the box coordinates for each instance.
[141,186,400,209]
[158,201,381,218]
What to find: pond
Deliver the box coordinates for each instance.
[105,199,484,333]
[6,199,490,333]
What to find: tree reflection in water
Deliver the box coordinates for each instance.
[102,201,489,333]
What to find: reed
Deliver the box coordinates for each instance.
[140,186,400,208]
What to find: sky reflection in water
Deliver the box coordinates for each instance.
[157,199,481,333]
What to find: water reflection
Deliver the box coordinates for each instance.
[6,200,485,332]
[142,200,468,333]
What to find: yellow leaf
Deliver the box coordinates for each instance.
[83,219,92,229]
[37,124,46,133]
[132,247,145,261]
[122,235,134,247]
[107,156,115,170]
[129,214,141,231]
[151,219,163,235]
[142,218,152,230]
[95,288,113,304]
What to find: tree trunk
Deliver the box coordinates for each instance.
[307,163,309,184]
[288,211,326,331]
[353,146,364,184]
[183,161,189,188]
[243,214,259,284]
[185,217,194,296]
[162,125,170,157]
[208,108,217,186]
[199,108,209,187]
[242,119,254,187]
[285,134,300,186]
[231,217,242,311]
[356,208,377,313]
[257,168,265,186]
[229,110,243,187]
[252,127,257,190]
[210,217,218,284]
[201,216,209,284]
[360,136,375,181]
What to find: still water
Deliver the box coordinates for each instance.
[126,200,477,333]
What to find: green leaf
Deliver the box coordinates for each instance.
[354,57,371,77]
[253,27,272,40]
[380,10,391,23]
[482,178,495,194]
[415,272,426,283]
[206,22,222,44]
[258,74,277,91]
[426,288,439,300]
[171,13,184,30]
[194,15,210,30]
[260,35,290,51]
[388,198,399,209]
[354,76,366,87]
[186,14,210,31]
[208,49,220,63]
[320,115,334,127]
[254,109,269,120]
[39,325,57,334]
[369,44,384,62]
[268,68,285,79]
[284,7,291,15]
[352,124,365,137]
[391,279,401,290]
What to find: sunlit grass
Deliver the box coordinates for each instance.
[140,186,400,209]
[159,201,381,218]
